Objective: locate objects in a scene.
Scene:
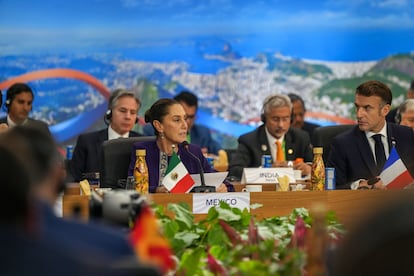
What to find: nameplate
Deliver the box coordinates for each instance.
[193,192,250,214]
[241,167,295,184]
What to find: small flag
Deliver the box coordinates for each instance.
[162,151,195,193]
[129,205,175,274]
[380,147,414,189]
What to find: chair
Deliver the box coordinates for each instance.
[311,124,355,163]
[99,136,155,189]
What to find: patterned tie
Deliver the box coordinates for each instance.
[372,134,386,174]
[275,140,284,162]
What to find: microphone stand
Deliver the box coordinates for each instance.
[181,142,216,193]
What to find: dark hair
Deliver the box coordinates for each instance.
[0,126,59,186]
[0,146,31,225]
[355,80,392,106]
[6,83,34,110]
[144,98,180,136]
[174,91,198,108]
[288,93,306,111]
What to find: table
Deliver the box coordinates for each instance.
[63,183,414,228]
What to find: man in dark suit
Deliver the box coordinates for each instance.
[228,94,313,180]
[288,93,320,138]
[327,80,414,189]
[0,82,50,136]
[71,89,142,182]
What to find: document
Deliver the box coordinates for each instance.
[191,172,228,188]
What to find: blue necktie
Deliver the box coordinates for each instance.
[372,134,386,174]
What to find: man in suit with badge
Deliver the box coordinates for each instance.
[70,88,142,182]
[327,80,414,189]
[228,94,313,181]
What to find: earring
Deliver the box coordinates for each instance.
[160,132,165,139]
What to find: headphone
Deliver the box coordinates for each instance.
[4,83,34,112]
[261,94,294,124]
[104,89,140,125]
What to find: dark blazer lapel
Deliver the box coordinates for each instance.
[95,130,109,160]
[258,125,272,156]
[354,127,377,176]
[386,124,396,153]
[284,130,295,161]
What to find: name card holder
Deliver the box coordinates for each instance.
[241,167,295,184]
[193,192,250,214]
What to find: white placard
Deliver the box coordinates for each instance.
[241,167,295,184]
[193,192,250,214]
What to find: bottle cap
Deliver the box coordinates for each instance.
[313,147,323,154]
[136,149,146,156]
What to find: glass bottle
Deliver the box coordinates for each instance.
[311,147,325,191]
[134,149,149,194]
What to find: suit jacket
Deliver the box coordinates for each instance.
[228,125,313,180]
[70,128,141,182]
[302,121,320,140]
[327,124,414,189]
[143,123,221,154]
[127,140,234,193]
[0,116,51,137]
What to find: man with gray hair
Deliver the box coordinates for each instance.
[70,88,142,182]
[228,94,313,180]
[396,99,414,129]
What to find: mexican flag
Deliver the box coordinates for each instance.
[162,151,195,193]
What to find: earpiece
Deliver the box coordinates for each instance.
[104,89,141,125]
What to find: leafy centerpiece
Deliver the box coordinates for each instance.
[155,202,344,275]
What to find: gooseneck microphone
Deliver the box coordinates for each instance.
[181,141,216,193]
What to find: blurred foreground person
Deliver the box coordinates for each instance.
[0,141,109,275]
[0,126,160,275]
[333,193,414,275]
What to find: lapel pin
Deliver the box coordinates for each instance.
[261,144,267,152]
[288,148,293,154]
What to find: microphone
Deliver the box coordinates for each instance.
[181,141,216,193]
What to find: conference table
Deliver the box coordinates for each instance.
[63,182,414,229]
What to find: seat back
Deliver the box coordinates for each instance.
[312,124,355,163]
[99,136,155,188]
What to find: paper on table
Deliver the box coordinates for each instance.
[190,172,228,188]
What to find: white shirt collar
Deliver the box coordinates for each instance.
[108,125,129,140]
[7,115,28,128]
[366,122,388,139]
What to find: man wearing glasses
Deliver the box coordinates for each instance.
[228,94,313,181]
[143,91,221,154]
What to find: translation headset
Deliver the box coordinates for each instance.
[4,83,35,112]
[260,94,294,124]
[104,89,140,125]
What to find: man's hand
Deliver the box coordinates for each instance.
[358,178,386,190]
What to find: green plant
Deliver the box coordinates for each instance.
[155,202,344,275]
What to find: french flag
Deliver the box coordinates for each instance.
[380,147,414,189]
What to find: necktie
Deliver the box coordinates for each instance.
[275,141,284,162]
[372,134,386,173]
